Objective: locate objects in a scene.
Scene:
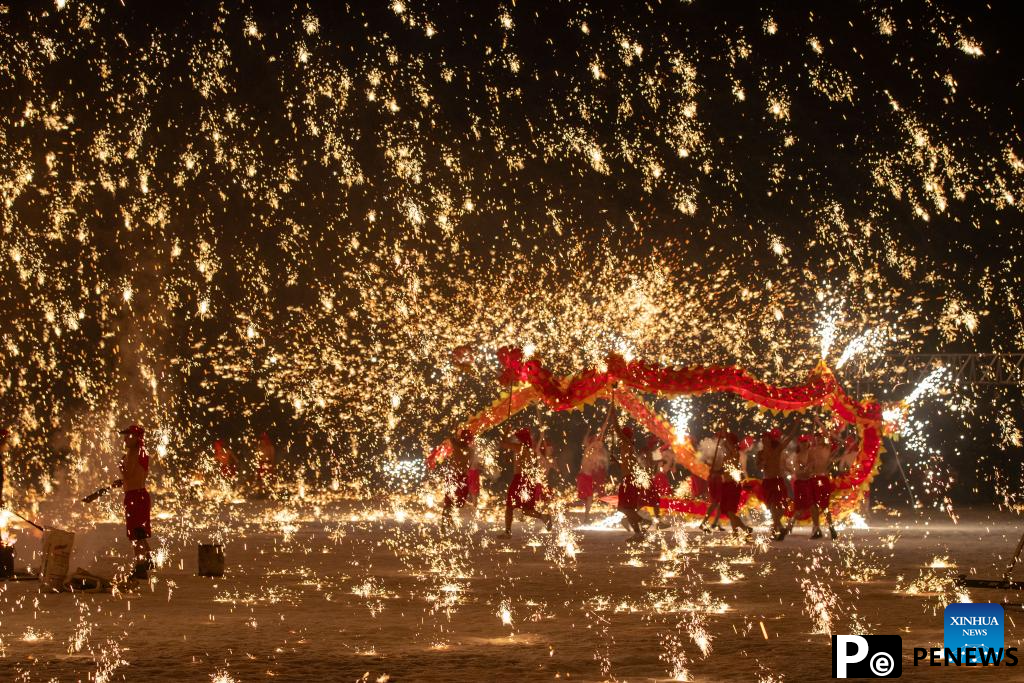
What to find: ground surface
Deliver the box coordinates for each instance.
[1,499,1022,682]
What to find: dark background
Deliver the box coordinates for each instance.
[0,1,1021,505]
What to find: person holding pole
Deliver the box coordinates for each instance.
[441,429,477,526]
[112,424,154,579]
[503,428,553,537]
[717,433,755,540]
[613,423,649,543]
[698,431,726,533]
[577,409,612,525]
[757,425,798,541]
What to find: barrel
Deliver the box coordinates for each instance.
[0,546,13,579]
[197,543,225,577]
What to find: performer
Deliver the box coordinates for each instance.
[644,436,672,529]
[536,429,557,490]
[503,428,553,536]
[110,424,153,580]
[256,431,275,489]
[614,424,649,542]
[698,432,726,533]
[465,432,481,506]
[442,429,477,525]
[577,409,612,524]
[787,434,813,537]
[834,431,860,472]
[757,426,797,541]
[807,431,839,539]
[718,434,754,540]
[787,426,839,540]
[0,427,8,507]
[213,439,239,480]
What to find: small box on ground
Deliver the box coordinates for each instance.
[40,529,74,591]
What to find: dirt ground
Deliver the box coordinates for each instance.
[1,497,1022,682]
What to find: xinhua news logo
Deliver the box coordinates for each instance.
[832,635,902,678]
[943,603,1004,664]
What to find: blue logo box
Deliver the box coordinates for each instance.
[944,603,1005,665]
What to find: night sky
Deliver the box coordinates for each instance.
[1,1,1022,503]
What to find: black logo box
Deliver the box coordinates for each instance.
[832,635,903,678]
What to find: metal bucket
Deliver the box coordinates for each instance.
[0,546,14,579]
[197,543,224,577]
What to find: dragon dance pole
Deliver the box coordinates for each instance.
[886,439,917,507]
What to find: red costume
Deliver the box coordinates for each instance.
[507,428,544,511]
[576,470,606,501]
[616,472,645,511]
[760,476,789,506]
[445,429,479,508]
[809,474,832,509]
[119,425,151,541]
[445,471,474,509]
[644,471,671,506]
[124,489,152,540]
[507,472,544,511]
[652,470,671,496]
[689,474,708,498]
[708,473,723,503]
[718,478,742,515]
[213,439,236,478]
[793,478,812,509]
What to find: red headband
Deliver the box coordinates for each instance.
[119,424,145,438]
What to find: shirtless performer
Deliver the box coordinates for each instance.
[111,425,154,579]
[643,438,675,528]
[718,434,754,540]
[503,428,553,536]
[806,430,838,539]
[578,409,612,524]
[699,431,726,533]
[442,429,477,526]
[788,424,839,540]
[757,425,798,541]
[787,434,813,537]
[613,424,649,542]
[648,440,674,529]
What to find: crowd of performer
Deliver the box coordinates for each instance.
[438,406,861,544]
[0,406,860,584]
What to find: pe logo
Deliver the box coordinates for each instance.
[944,603,1004,665]
[832,635,902,678]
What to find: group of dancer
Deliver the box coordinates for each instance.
[211,431,277,491]
[439,408,859,544]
